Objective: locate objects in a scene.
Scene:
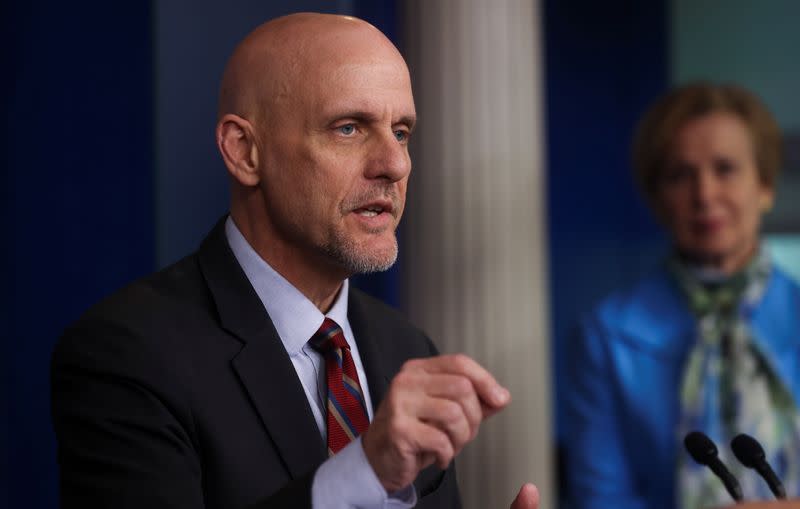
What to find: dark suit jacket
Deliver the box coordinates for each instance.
[51,219,461,509]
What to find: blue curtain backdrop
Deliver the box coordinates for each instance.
[5,2,155,508]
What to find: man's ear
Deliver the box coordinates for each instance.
[216,114,260,187]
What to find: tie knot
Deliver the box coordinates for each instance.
[309,318,349,354]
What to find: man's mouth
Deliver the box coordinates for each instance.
[356,205,385,217]
[352,199,394,218]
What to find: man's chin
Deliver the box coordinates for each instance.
[325,236,399,275]
[348,246,398,274]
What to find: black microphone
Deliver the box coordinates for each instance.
[731,433,787,499]
[684,431,743,502]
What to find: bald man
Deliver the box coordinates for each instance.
[52,13,539,509]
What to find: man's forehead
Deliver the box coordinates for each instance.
[224,15,414,124]
[327,60,409,81]
[294,57,414,111]
[316,97,417,125]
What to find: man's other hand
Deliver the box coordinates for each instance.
[511,483,540,509]
[361,354,511,492]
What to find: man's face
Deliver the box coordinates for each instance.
[257,46,416,276]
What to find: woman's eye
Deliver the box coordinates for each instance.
[663,164,692,184]
[714,158,737,176]
[338,124,356,135]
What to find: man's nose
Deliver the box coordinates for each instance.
[364,130,411,182]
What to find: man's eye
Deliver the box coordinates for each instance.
[338,124,356,135]
[394,130,408,142]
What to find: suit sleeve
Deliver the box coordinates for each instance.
[52,317,206,509]
[51,318,314,509]
[562,315,648,509]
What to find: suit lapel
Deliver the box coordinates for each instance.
[197,218,326,478]
[348,291,392,408]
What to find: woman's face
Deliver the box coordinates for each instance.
[655,112,774,274]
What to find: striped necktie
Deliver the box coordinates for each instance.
[310,318,370,455]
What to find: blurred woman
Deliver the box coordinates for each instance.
[563,83,800,509]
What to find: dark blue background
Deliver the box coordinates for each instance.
[544,0,668,434]
[5,3,155,507]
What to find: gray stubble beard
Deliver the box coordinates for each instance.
[323,228,399,275]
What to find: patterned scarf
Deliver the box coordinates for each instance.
[672,249,800,508]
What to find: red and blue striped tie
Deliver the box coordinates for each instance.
[310,318,370,456]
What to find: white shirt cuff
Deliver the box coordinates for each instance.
[311,436,417,508]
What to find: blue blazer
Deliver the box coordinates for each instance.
[563,263,800,509]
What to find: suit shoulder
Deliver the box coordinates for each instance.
[73,253,211,326]
[755,266,800,348]
[589,268,670,322]
[582,266,692,353]
[769,265,800,300]
[56,253,218,364]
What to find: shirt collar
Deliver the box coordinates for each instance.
[224,216,350,355]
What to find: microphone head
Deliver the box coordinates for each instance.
[731,433,766,468]
[684,431,719,465]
